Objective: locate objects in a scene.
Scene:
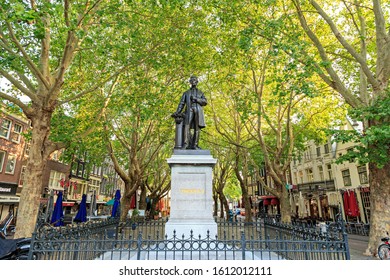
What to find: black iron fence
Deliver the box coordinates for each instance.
[28,217,350,260]
[263,217,350,260]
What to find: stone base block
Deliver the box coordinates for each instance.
[165,220,217,239]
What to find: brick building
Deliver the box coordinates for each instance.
[0,106,29,222]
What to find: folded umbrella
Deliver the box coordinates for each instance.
[343,191,351,216]
[348,191,360,217]
[51,191,64,227]
[298,192,307,218]
[74,194,87,223]
[290,193,296,214]
[111,189,121,218]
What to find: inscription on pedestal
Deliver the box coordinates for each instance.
[165,152,217,238]
[180,188,204,194]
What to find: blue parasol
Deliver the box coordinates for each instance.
[111,189,121,218]
[74,194,87,223]
[51,191,64,227]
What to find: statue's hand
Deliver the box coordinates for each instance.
[171,112,178,118]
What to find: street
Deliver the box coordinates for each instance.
[348,234,377,260]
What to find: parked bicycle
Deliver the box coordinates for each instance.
[378,232,390,260]
[0,212,37,260]
[0,211,14,238]
[0,236,33,260]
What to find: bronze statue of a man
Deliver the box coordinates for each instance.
[172,76,207,149]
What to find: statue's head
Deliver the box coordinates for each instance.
[189,75,198,87]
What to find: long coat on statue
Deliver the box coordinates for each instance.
[175,87,207,129]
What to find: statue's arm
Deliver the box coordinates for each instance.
[195,91,207,106]
[172,93,186,117]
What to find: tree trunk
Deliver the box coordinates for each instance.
[120,183,137,221]
[120,192,132,221]
[213,193,218,217]
[148,196,160,220]
[365,159,390,256]
[279,184,292,223]
[138,185,147,210]
[218,191,230,221]
[240,185,253,222]
[218,196,224,218]
[14,110,53,238]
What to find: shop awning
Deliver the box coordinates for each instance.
[54,201,75,207]
[63,202,74,207]
[259,196,279,205]
[259,195,278,199]
[270,198,279,205]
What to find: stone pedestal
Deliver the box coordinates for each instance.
[165,150,217,238]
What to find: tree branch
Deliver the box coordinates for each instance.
[78,76,119,139]
[292,0,363,108]
[0,90,33,115]
[310,0,380,90]
[0,70,38,102]
[373,0,390,86]
[103,119,131,184]
[2,17,50,90]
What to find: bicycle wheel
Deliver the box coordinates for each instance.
[378,244,390,260]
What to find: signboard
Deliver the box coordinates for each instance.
[0,195,20,203]
[0,183,18,195]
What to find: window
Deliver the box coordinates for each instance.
[48,170,66,189]
[88,178,101,192]
[51,150,59,161]
[316,147,321,157]
[318,166,324,181]
[92,165,102,176]
[0,150,5,172]
[5,154,16,174]
[327,164,333,179]
[342,169,352,186]
[324,143,329,154]
[304,147,312,161]
[298,171,304,184]
[306,168,313,182]
[19,166,26,186]
[360,189,371,222]
[24,140,31,157]
[11,123,22,143]
[358,166,368,184]
[0,119,11,139]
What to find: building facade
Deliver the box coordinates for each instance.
[0,106,29,222]
[0,105,125,226]
[290,119,370,223]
